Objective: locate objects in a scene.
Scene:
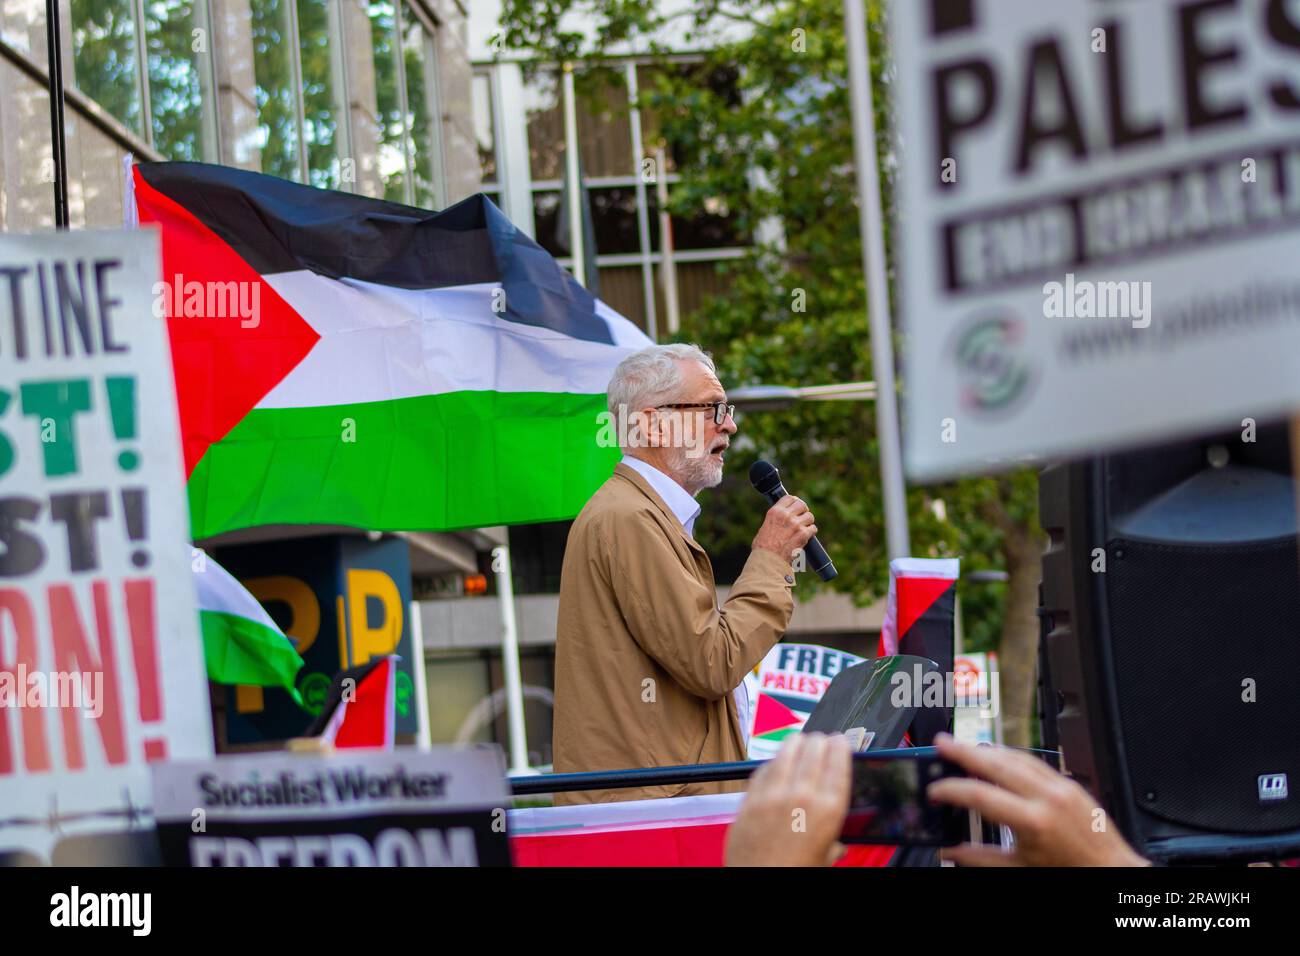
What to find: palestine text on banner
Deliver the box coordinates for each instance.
[891,0,1300,478]
[0,229,212,865]
[130,162,653,538]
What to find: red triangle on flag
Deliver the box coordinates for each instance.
[327,657,396,750]
[753,692,803,737]
[133,167,320,476]
[896,575,955,639]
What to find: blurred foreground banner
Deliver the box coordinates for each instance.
[153,747,511,866]
[0,230,211,864]
[893,0,1300,478]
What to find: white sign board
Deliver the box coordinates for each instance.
[893,0,1300,478]
[152,748,511,866]
[0,229,211,863]
[743,643,864,759]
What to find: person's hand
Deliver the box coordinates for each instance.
[725,733,850,867]
[927,733,1149,867]
[751,496,817,566]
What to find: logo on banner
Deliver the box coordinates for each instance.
[952,314,1033,412]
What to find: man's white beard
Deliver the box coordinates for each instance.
[668,443,723,494]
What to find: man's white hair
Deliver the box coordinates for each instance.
[607,343,716,419]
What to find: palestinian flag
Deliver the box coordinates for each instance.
[192,548,304,703]
[306,656,398,750]
[876,557,958,746]
[130,162,652,538]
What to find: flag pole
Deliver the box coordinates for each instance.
[561,62,586,288]
[844,0,910,559]
[409,600,432,749]
[655,146,680,335]
[44,0,70,228]
[492,544,532,774]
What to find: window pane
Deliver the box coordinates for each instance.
[588,187,641,255]
[401,2,440,209]
[297,0,340,187]
[1,5,37,54]
[487,650,556,767]
[506,522,570,594]
[673,201,744,249]
[524,70,561,181]
[597,266,647,332]
[576,71,631,178]
[472,71,496,184]
[647,191,745,251]
[635,65,677,174]
[369,0,406,202]
[1,66,57,228]
[250,0,301,180]
[425,654,492,744]
[145,0,205,160]
[70,0,144,136]
[660,260,728,320]
[535,187,642,258]
[531,190,563,256]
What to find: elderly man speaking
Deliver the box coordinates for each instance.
[552,343,818,804]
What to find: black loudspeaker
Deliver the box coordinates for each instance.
[1039,420,1300,864]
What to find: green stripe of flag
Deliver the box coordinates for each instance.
[200,608,305,705]
[187,390,619,538]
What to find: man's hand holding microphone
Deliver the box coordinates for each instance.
[752,493,818,567]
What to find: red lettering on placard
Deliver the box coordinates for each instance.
[0,589,49,774]
[125,578,166,761]
[48,582,125,769]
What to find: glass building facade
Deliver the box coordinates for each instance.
[0,0,479,229]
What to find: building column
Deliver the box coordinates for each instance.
[341,0,382,198]
[430,0,478,204]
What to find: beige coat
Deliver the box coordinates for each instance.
[552,462,795,804]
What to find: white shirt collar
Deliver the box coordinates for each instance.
[621,455,702,537]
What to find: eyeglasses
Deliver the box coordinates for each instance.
[657,402,736,425]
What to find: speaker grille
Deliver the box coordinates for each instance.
[1106,537,1300,833]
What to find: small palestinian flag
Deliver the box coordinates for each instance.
[130,162,652,538]
[192,548,304,703]
[877,557,958,745]
[306,656,398,750]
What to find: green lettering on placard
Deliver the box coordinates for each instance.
[20,378,91,477]
[0,389,13,478]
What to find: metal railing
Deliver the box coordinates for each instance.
[507,746,926,796]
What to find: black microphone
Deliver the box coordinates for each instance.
[748,459,837,581]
